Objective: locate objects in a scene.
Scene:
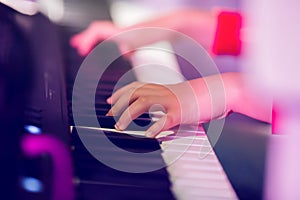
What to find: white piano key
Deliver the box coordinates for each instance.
[173,145,215,155]
[171,169,226,180]
[160,126,238,200]
[162,151,217,162]
[174,191,237,200]
[174,178,232,190]
[168,158,224,172]
[173,185,237,199]
[167,162,223,173]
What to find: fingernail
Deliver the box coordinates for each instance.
[105,110,111,116]
[114,122,123,131]
[106,97,111,104]
[145,131,155,138]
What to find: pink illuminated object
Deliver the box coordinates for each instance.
[21,134,74,200]
[212,11,242,56]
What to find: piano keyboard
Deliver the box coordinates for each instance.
[159,129,238,200]
[13,6,268,199]
[66,39,238,199]
[110,2,238,198]
[71,125,238,199]
[15,10,239,199]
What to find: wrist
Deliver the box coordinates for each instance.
[222,72,243,114]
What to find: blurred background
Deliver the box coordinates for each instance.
[1,0,300,200]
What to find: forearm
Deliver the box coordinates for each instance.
[118,9,217,49]
[188,72,271,123]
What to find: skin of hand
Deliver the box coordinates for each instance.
[70,9,217,56]
[70,21,125,56]
[106,72,272,138]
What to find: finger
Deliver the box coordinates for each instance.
[70,32,91,55]
[145,114,178,138]
[77,30,101,56]
[70,34,81,47]
[70,27,102,56]
[114,98,150,130]
[108,83,164,104]
[106,88,139,116]
[108,85,160,115]
[70,30,91,48]
[106,82,142,104]
[107,85,171,116]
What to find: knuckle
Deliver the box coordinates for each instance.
[138,96,149,104]
[128,87,137,98]
[144,83,157,89]
[131,81,142,88]
[131,86,144,98]
[165,114,177,126]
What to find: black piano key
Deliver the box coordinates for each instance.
[72,115,153,131]
[76,182,175,200]
[73,157,169,179]
[74,161,171,190]
[68,100,108,110]
[73,127,160,152]
[71,128,173,192]
[72,141,167,173]
[63,26,175,199]
[69,96,153,120]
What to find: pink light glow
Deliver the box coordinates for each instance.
[21,134,74,200]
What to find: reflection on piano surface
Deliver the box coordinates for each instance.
[2,2,269,200]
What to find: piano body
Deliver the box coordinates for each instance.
[0,2,270,200]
